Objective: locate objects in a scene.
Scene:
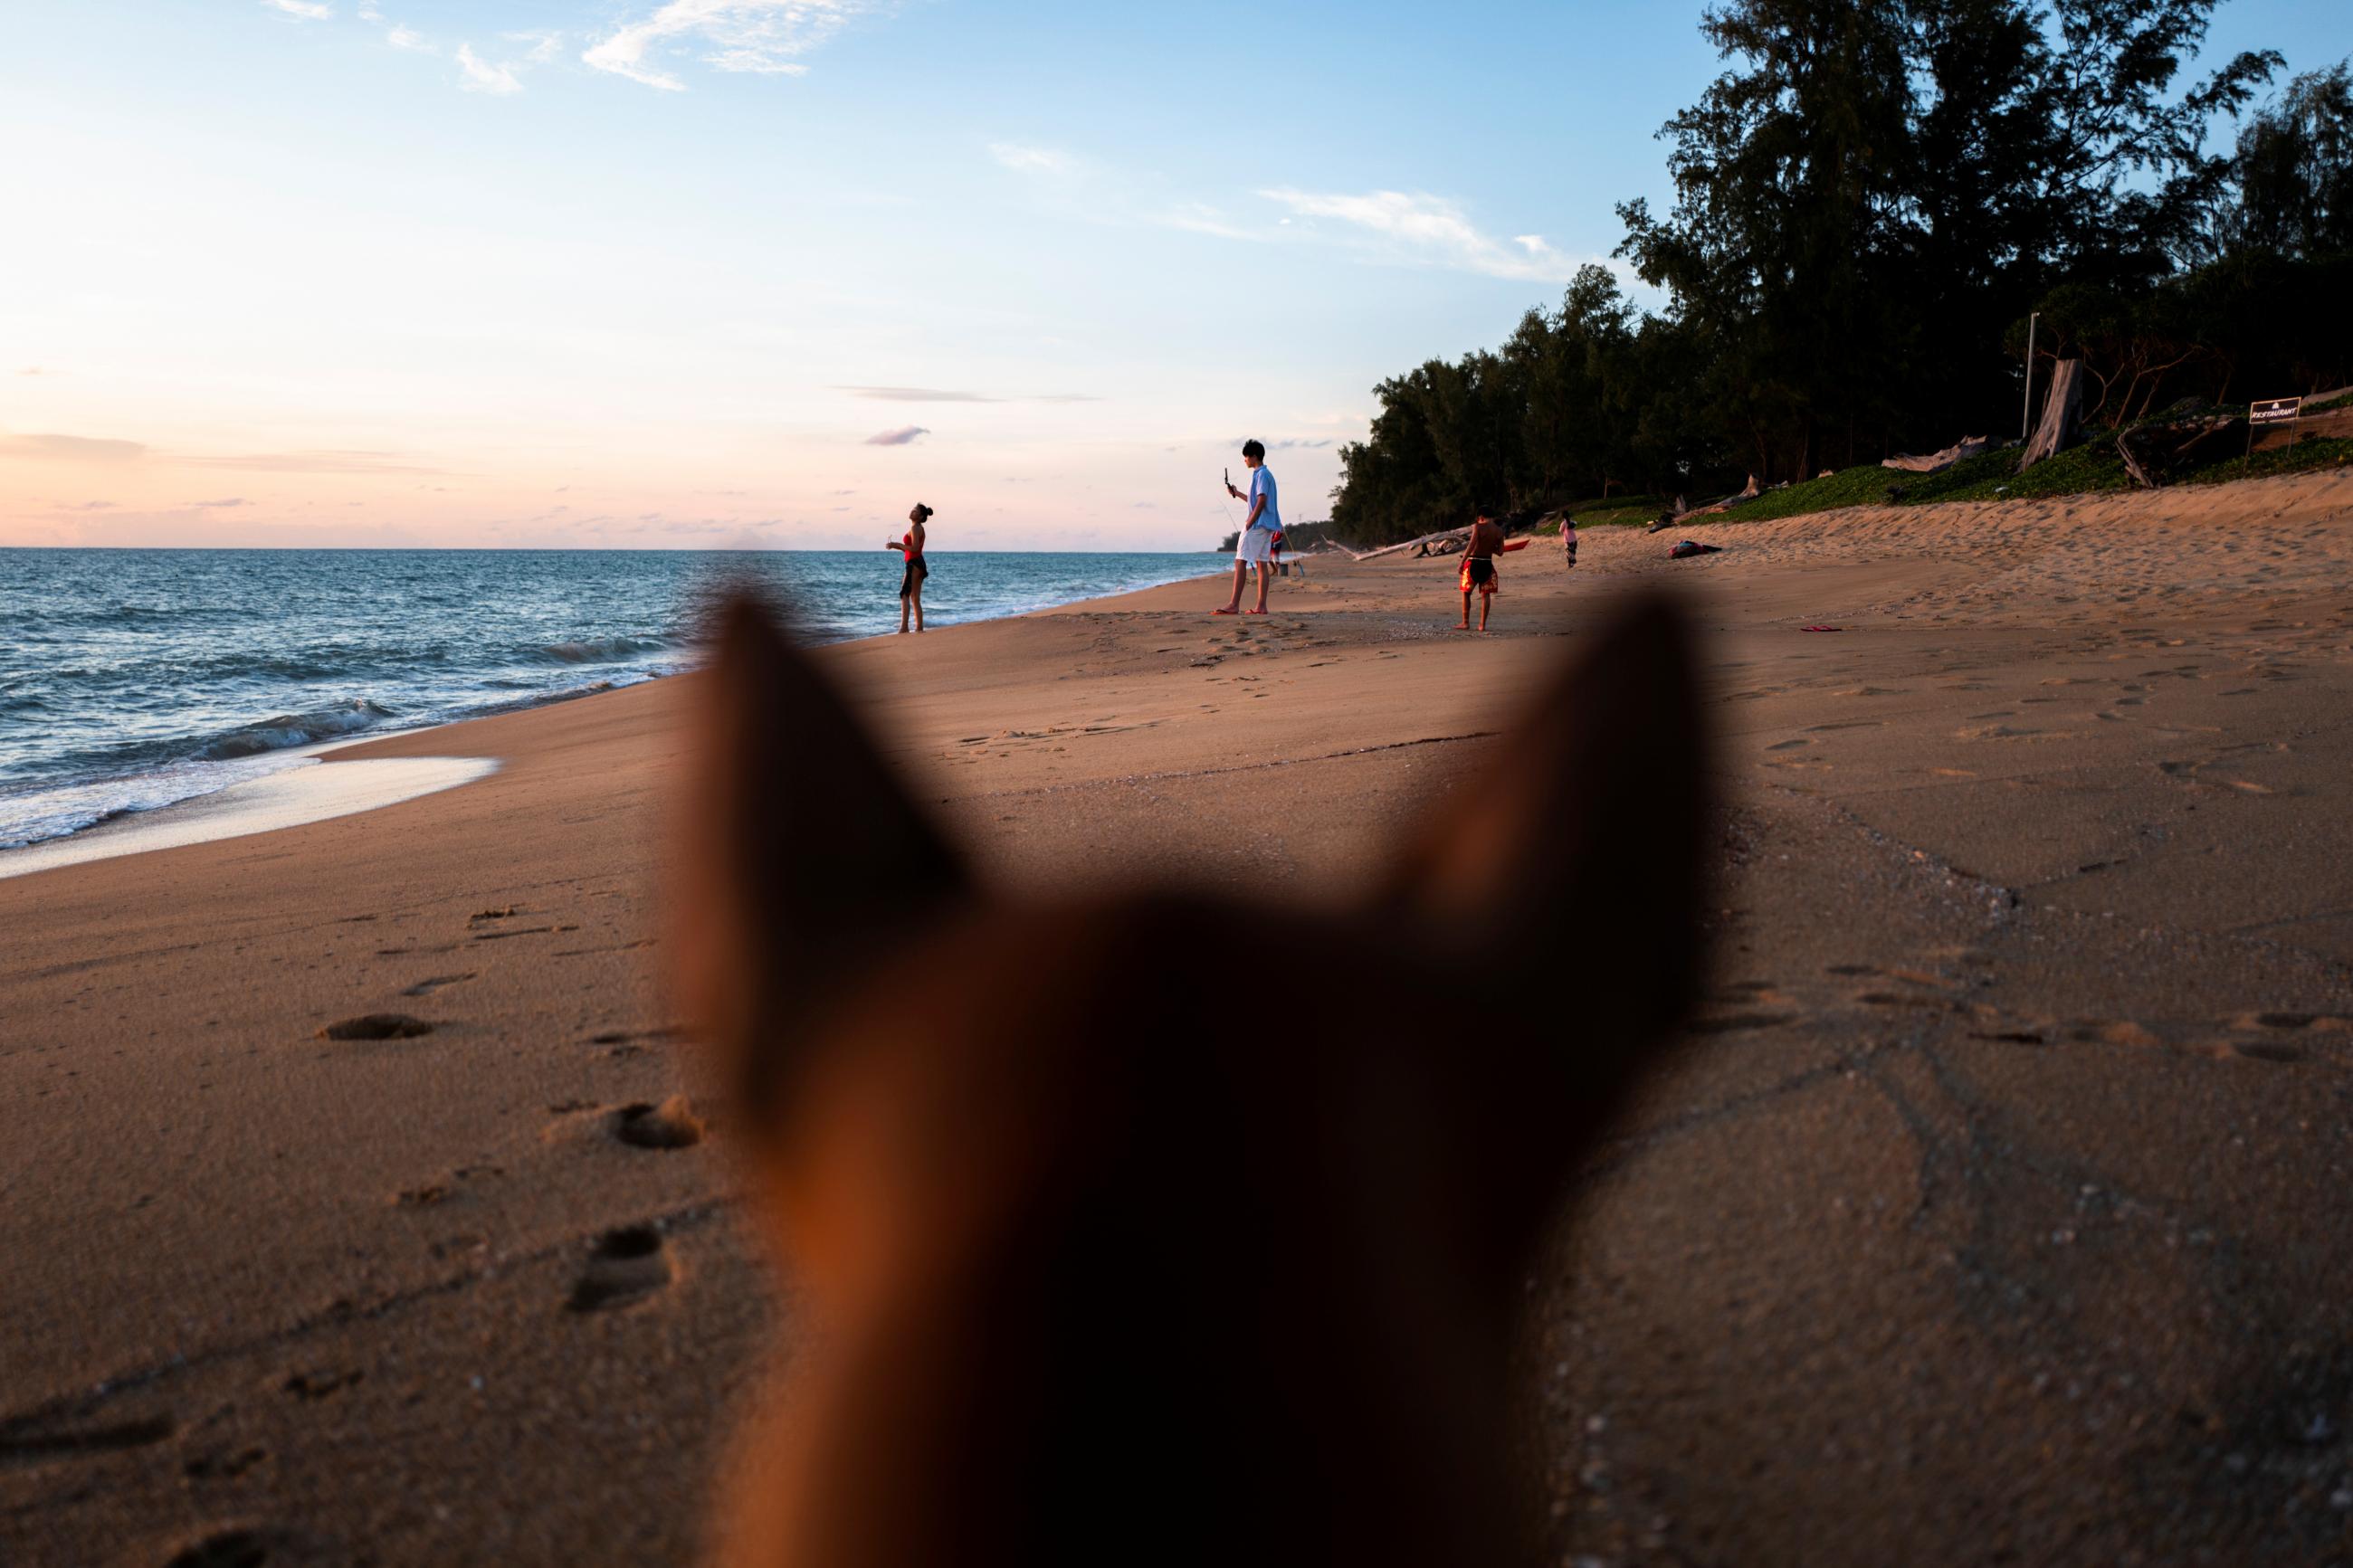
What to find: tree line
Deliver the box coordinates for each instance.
[1330,0,2352,546]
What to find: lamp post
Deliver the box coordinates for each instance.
[2021,311,2040,442]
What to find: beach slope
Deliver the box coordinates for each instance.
[5,470,2353,1564]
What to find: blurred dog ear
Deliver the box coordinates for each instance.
[675,594,967,1131]
[1382,593,1712,1250]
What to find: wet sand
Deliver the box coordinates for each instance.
[5,469,2352,1564]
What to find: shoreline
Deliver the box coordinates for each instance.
[0,555,1224,867]
[0,755,500,882]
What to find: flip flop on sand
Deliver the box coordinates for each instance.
[1212,607,1238,615]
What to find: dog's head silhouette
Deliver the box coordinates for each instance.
[678,593,1710,1565]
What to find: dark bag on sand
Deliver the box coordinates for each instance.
[1669,540,1722,559]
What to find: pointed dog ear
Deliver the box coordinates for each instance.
[675,594,967,1129]
[1383,592,1713,1243]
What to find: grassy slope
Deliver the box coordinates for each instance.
[1672,394,2353,528]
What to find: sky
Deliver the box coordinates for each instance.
[2,0,2341,551]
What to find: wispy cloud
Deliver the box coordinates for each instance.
[384,24,432,52]
[176,449,442,475]
[17,366,46,376]
[989,142,1074,177]
[262,0,333,18]
[504,30,565,64]
[0,432,148,464]
[838,385,1100,405]
[191,497,251,509]
[584,1,869,91]
[457,43,523,93]
[1154,202,1255,241]
[863,425,929,447]
[843,385,999,404]
[1257,188,1579,282]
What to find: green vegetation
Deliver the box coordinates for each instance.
[1329,4,2352,549]
[1672,430,2351,529]
[2171,436,2353,486]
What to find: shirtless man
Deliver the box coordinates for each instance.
[1458,511,1505,632]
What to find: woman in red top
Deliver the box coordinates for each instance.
[886,503,933,634]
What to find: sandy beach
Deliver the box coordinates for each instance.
[7,470,2353,1564]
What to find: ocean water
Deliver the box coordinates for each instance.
[0,547,1216,851]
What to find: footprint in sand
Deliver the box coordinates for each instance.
[184,1446,268,1482]
[1766,738,1811,752]
[400,973,475,998]
[0,1413,177,1469]
[167,1530,293,1568]
[567,1224,674,1313]
[2066,1020,2164,1047]
[281,1369,363,1402]
[588,1024,682,1047]
[1858,992,1955,1012]
[1712,979,1786,998]
[2232,1041,2308,1064]
[2246,1012,2353,1033]
[1686,1011,1799,1035]
[611,1096,704,1150]
[317,1013,433,1041]
[395,1160,507,1210]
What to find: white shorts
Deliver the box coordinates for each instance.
[1234,527,1276,565]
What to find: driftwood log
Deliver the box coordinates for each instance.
[1884,436,1990,474]
[1332,511,1551,563]
[2020,359,2083,470]
[1330,526,1474,562]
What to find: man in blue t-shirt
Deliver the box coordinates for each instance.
[1215,439,1281,615]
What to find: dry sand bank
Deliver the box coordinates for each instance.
[5,470,2352,1565]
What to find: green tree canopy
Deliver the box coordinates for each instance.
[1326,0,2342,548]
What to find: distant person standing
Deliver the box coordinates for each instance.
[1215,440,1280,616]
[887,503,932,634]
[1562,515,1579,572]
[1457,510,1505,632]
